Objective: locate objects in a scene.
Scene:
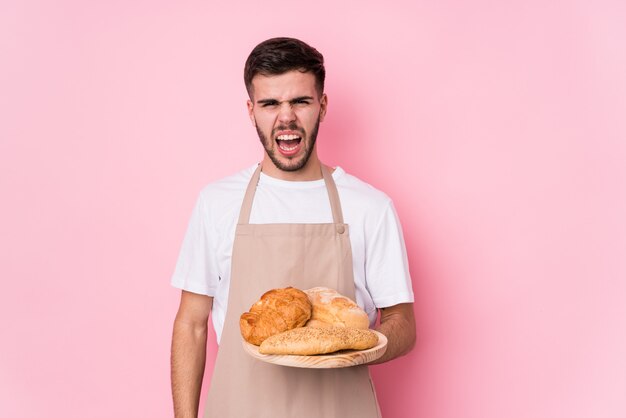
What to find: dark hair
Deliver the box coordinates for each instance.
[244,37,325,97]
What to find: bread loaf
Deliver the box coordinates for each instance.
[240,287,312,346]
[304,287,370,329]
[259,327,379,355]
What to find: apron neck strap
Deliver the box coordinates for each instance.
[238,164,345,225]
[321,164,345,225]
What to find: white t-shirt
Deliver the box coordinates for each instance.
[171,165,414,343]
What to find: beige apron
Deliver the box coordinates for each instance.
[204,164,381,418]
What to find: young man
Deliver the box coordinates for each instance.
[171,37,416,418]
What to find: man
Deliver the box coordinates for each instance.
[171,37,416,418]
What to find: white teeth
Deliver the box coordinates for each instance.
[277,134,300,140]
[279,143,298,151]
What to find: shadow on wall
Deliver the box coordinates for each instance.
[317,79,372,176]
[323,74,427,417]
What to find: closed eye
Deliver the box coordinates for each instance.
[259,100,279,107]
[256,96,314,108]
[291,97,313,106]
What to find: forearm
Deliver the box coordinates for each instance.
[171,318,208,418]
[370,303,416,365]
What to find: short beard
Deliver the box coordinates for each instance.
[256,116,320,172]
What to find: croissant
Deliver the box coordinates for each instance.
[240,287,312,345]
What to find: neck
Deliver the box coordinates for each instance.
[261,153,324,181]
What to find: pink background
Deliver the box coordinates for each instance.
[1,1,625,417]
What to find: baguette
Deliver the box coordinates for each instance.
[259,327,379,355]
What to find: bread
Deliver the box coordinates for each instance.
[304,287,370,329]
[240,287,312,346]
[259,327,379,355]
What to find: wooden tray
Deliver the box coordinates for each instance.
[242,330,388,368]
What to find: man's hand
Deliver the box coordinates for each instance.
[171,291,213,418]
[370,303,416,364]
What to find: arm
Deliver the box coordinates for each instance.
[369,302,416,365]
[171,290,213,418]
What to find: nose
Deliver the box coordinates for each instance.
[278,102,296,124]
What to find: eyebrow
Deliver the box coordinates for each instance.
[256,96,314,105]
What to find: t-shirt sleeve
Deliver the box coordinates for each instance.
[365,200,414,307]
[170,192,219,296]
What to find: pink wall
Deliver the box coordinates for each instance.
[2,1,625,417]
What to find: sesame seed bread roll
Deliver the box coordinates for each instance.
[304,287,370,329]
[259,327,379,355]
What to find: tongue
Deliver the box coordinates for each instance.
[280,139,299,147]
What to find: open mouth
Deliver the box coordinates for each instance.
[276,134,302,154]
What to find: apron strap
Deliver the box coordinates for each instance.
[237,164,345,225]
[321,164,345,225]
[237,164,262,225]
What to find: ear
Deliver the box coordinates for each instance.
[246,99,256,126]
[319,93,328,122]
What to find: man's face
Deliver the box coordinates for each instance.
[247,70,327,173]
